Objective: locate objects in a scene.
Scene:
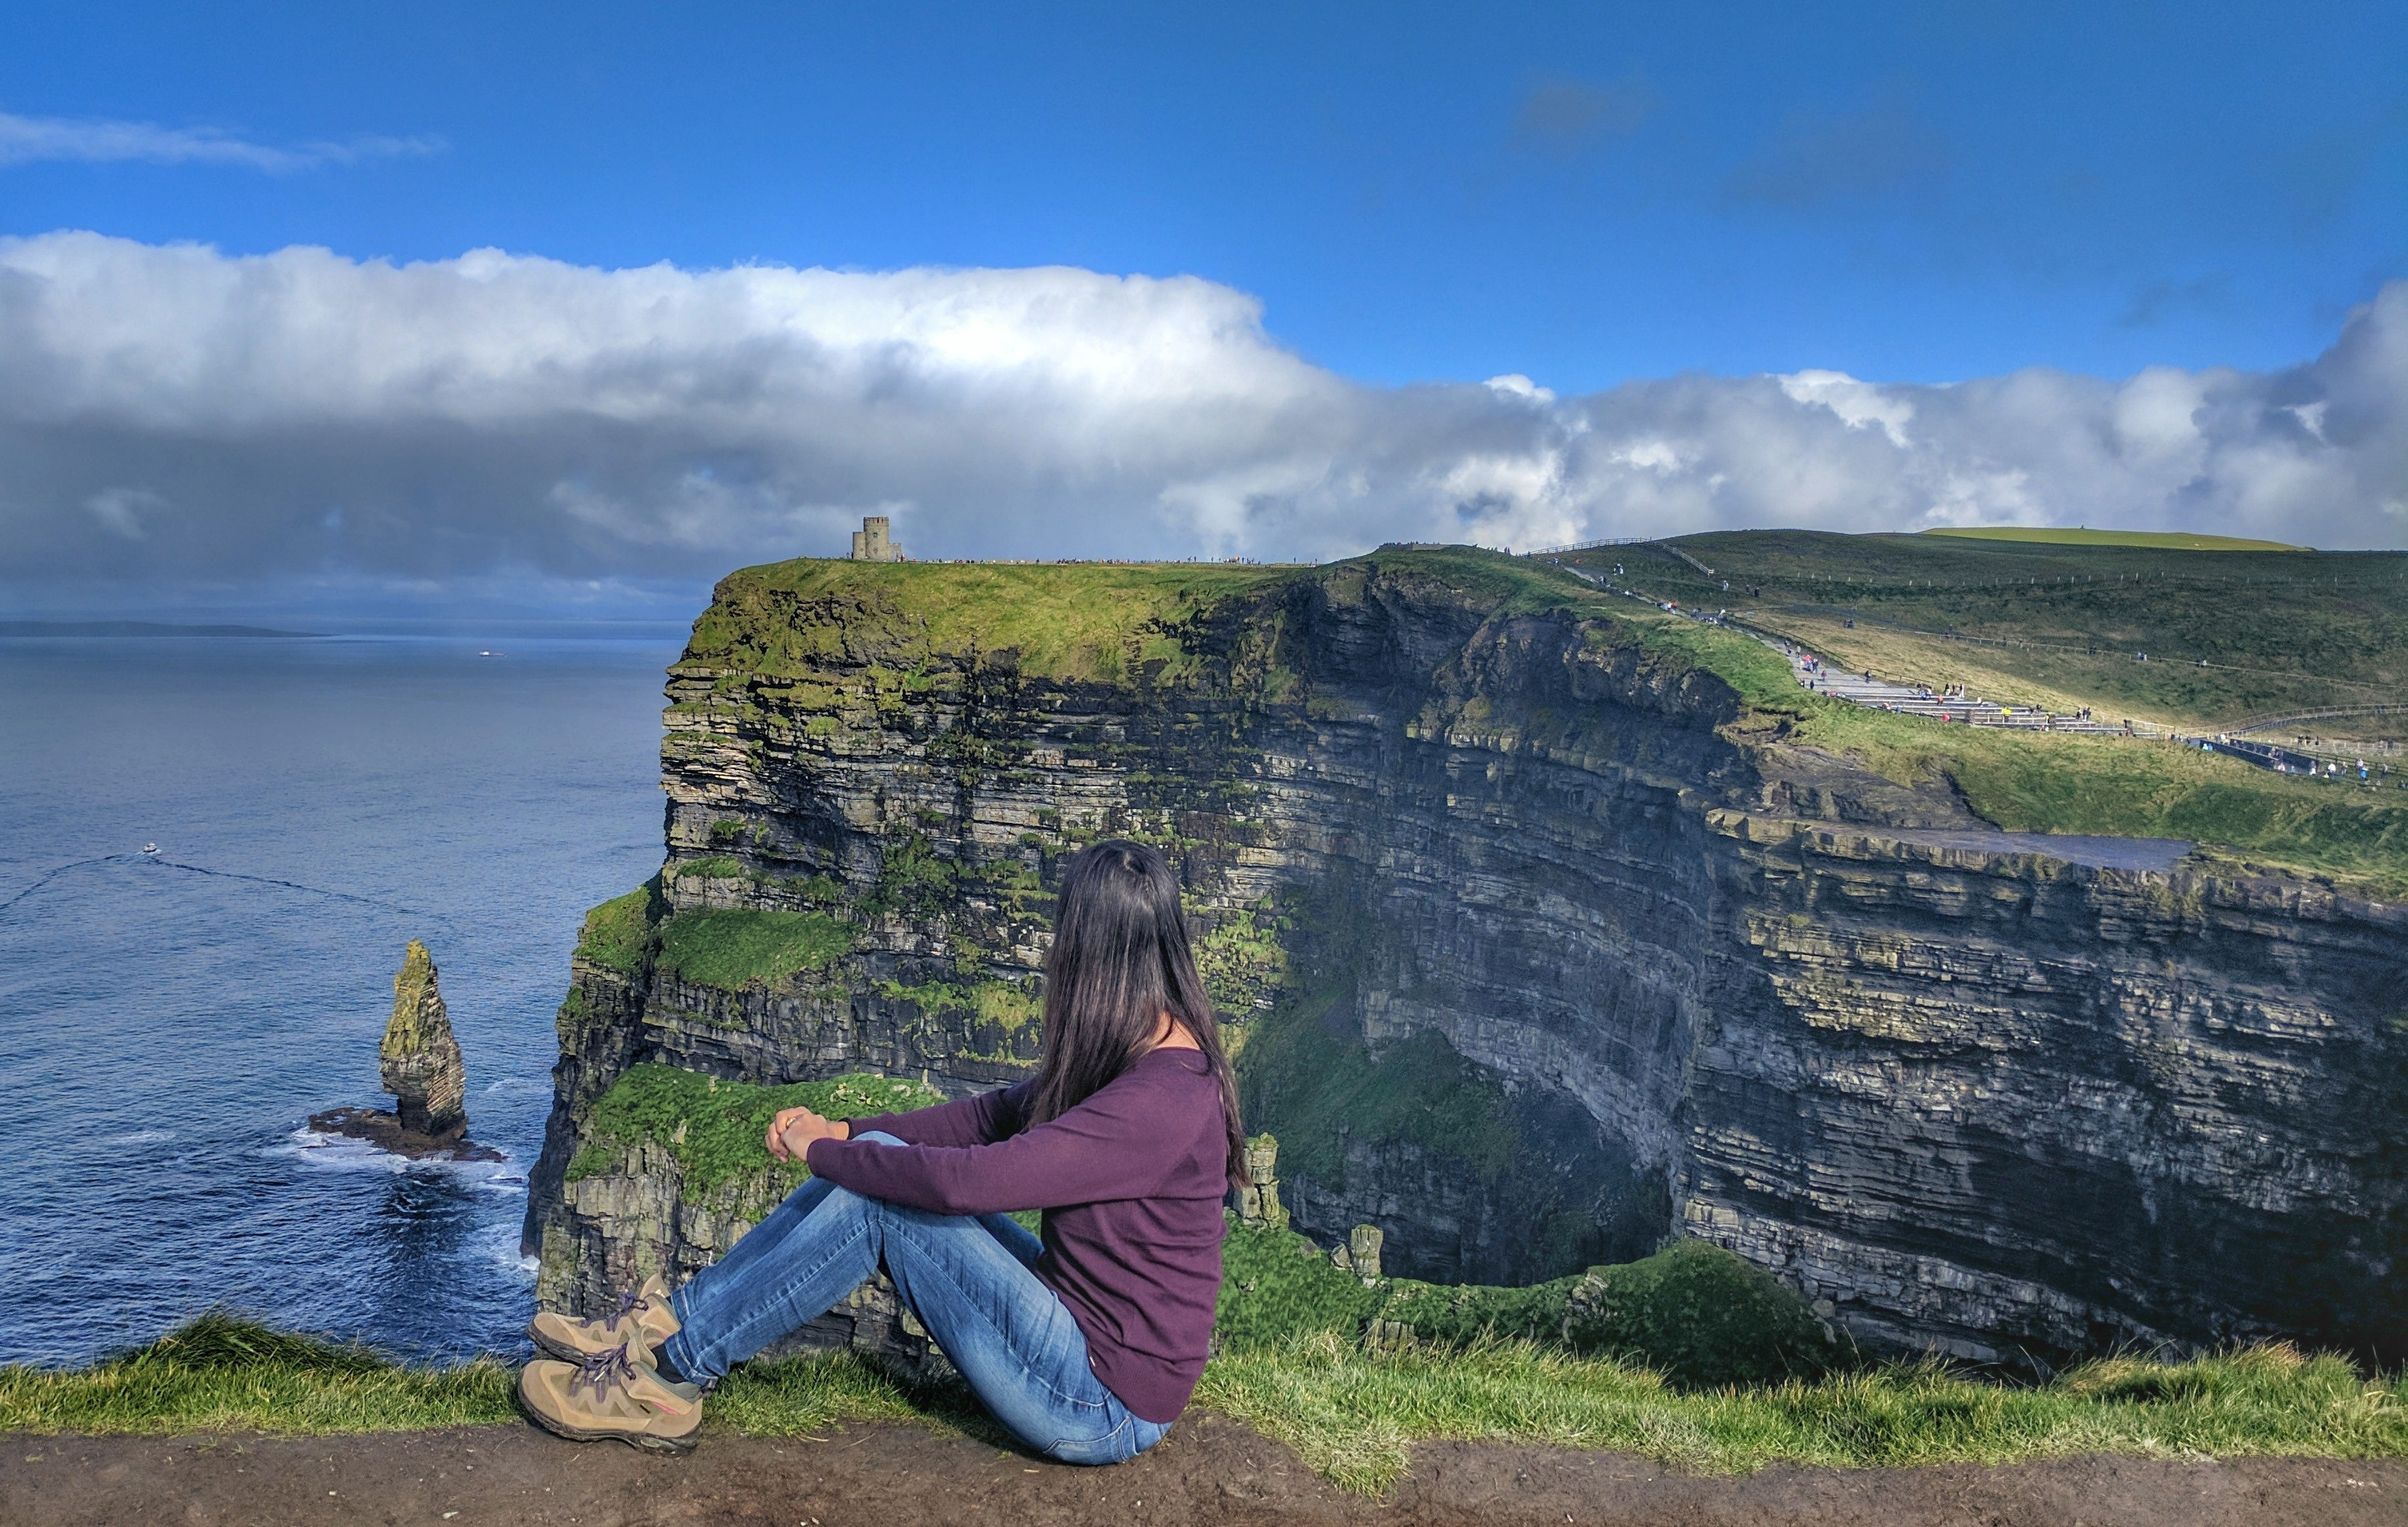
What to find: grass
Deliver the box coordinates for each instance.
[572,882,661,977]
[868,834,958,918]
[0,1315,522,1435]
[655,908,853,993]
[1378,1240,1839,1387]
[0,1311,925,1441]
[873,977,1041,1033]
[1199,1334,2407,1492]
[1916,525,2311,549]
[1215,1224,1837,1389]
[565,1063,944,1192]
[1192,895,1294,1016]
[9,1315,2399,1496]
[1755,680,2408,892]
[1568,566,2408,892]
[688,557,1303,686]
[1565,530,2408,731]
[684,544,1614,700]
[1238,995,1524,1185]
[1924,527,2310,552]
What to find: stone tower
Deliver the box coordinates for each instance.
[849,515,903,562]
[380,940,467,1140]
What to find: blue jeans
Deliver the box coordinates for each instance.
[657,1132,1172,1466]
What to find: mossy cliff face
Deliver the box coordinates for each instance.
[524,548,2408,1371]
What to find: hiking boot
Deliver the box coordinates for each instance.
[518,1342,703,1452]
[527,1275,679,1363]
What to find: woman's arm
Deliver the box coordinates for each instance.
[768,1079,1033,1160]
[802,1063,1205,1215]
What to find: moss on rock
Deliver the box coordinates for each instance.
[574,882,662,976]
[1216,1222,1841,1389]
[656,908,853,993]
[566,1064,944,1193]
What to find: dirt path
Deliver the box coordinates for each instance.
[6,1419,2403,1526]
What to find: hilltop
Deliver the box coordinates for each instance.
[1923,526,2310,552]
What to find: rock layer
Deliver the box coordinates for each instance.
[524,552,2408,1369]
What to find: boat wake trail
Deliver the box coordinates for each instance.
[0,852,440,921]
[0,853,138,912]
[148,858,440,920]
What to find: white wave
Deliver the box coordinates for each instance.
[102,1128,174,1146]
[481,1077,551,1096]
[275,1125,521,1186]
[471,1222,541,1282]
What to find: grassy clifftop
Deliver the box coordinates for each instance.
[675,546,2408,891]
[685,546,1670,685]
[688,558,1300,685]
[1926,526,2310,552]
[9,1299,2400,1492]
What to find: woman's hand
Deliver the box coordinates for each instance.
[766,1105,851,1162]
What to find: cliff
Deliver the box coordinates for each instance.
[524,548,2408,1371]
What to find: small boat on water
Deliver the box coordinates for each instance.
[142,843,159,856]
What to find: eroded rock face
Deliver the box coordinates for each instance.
[522,553,2408,1370]
[381,940,466,1140]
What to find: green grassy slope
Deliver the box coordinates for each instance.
[1561,530,2408,730]
[1649,603,2408,890]
[1926,527,2309,552]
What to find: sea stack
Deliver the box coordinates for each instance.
[382,939,467,1140]
[310,940,496,1160]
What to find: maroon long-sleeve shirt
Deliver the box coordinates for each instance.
[804,1047,1229,1423]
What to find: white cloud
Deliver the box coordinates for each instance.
[1778,369,1917,448]
[0,231,2401,588]
[0,112,441,172]
[82,486,160,539]
[1483,373,1556,403]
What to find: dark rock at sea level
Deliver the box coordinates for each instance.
[311,940,500,1162]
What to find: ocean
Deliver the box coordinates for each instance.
[0,625,685,1366]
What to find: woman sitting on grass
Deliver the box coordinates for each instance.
[517,838,1243,1464]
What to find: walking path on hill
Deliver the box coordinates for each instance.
[1767,633,2400,786]
[1771,641,2130,733]
[1557,562,2401,785]
[7,1421,2402,1527]
[1550,560,2131,735]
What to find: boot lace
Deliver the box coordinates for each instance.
[569,1341,642,1403]
[579,1287,655,1333]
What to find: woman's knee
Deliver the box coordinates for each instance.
[850,1129,907,1148]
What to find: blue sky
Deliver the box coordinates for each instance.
[1,1,2405,599]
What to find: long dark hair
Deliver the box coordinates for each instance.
[1028,840,1245,1188]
